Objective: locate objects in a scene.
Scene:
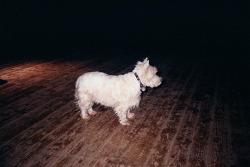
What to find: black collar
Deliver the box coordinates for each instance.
[133,72,144,90]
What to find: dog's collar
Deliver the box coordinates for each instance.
[133,72,145,91]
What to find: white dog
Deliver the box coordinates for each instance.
[75,58,162,125]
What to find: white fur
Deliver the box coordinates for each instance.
[75,58,162,125]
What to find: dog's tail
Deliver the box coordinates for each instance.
[75,77,81,109]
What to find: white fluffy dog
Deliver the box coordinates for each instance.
[75,58,162,125]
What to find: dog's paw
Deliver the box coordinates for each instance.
[81,114,90,120]
[88,109,97,116]
[127,112,135,120]
[120,120,131,125]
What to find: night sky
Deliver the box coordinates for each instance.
[1,1,249,62]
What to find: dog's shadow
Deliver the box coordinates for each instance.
[92,103,110,113]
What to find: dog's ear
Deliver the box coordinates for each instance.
[136,58,149,66]
[143,57,148,63]
[142,58,149,66]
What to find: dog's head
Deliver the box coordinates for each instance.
[133,58,162,88]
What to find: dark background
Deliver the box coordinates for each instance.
[1,1,249,63]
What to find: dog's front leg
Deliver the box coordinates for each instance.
[115,106,131,125]
[127,111,135,120]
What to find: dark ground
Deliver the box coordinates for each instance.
[0,54,249,167]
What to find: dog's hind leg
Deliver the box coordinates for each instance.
[79,102,90,119]
[88,105,97,115]
[76,91,93,119]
